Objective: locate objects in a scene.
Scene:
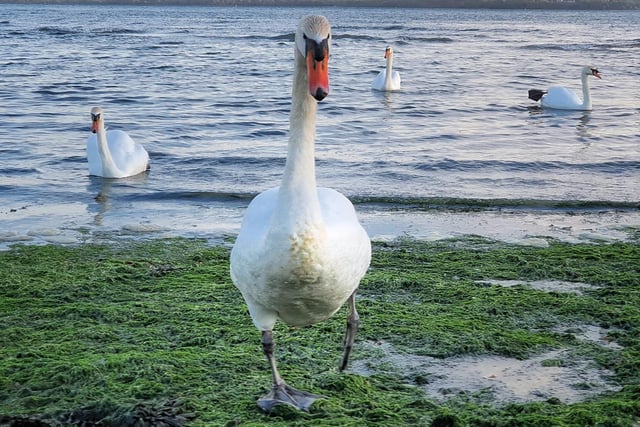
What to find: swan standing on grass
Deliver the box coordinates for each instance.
[230,15,371,412]
[372,45,401,91]
[86,107,149,178]
[528,65,602,111]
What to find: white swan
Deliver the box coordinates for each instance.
[230,15,371,413]
[86,107,149,178]
[372,46,401,91]
[528,65,602,111]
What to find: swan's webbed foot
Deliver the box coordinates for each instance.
[257,382,324,412]
[258,329,325,412]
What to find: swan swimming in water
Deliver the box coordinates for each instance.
[372,46,401,91]
[528,65,602,111]
[230,15,371,412]
[86,107,150,178]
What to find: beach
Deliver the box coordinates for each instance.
[1,236,639,425]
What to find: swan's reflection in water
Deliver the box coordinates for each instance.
[372,88,397,112]
[575,111,592,140]
[381,90,394,110]
[527,106,594,141]
[87,173,149,226]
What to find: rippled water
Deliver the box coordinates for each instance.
[1,5,639,246]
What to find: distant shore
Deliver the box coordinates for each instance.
[1,0,639,10]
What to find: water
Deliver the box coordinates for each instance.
[1,4,639,247]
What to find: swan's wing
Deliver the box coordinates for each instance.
[230,187,280,329]
[542,86,582,109]
[372,70,387,90]
[318,187,371,280]
[106,130,150,176]
[233,188,278,247]
[230,187,278,281]
[391,71,401,89]
[317,187,360,226]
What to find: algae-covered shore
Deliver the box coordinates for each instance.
[1,236,639,426]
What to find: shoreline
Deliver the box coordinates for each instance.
[2,205,639,250]
[1,0,639,9]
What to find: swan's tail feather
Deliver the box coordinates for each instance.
[528,89,546,102]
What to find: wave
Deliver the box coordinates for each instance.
[379,25,405,31]
[520,43,596,51]
[411,159,640,174]
[233,33,294,41]
[352,196,640,212]
[171,155,284,168]
[37,26,80,36]
[595,39,640,50]
[0,167,39,175]
[113,190,639,212]
[36,26,144,36]
[334,33,378,41]
[122,190,254,203]
[400,36,455,43]
[248,129,287,137]
[95,28,145,35]
[520,40,640,52]
[168,155,640,178]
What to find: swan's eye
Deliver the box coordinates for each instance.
[303,34,308,40]
[91,113,101,121]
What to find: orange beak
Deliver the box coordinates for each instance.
[306,39,329,101]
[384,49,391,59]
[91,119,99,134]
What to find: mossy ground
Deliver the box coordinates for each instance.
[1,237,639,426]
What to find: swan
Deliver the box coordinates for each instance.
[230,15,371,413]
[371,46,401,91]
[528,65,602,111]
[86,107,150,178]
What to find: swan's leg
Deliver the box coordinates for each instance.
[257,330,324,412]
[262,330,284,386]
[339,289,360,372]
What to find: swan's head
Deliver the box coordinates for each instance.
[296,15,331,101]
[384,46,394,59]
[583,65,602,79]
[90,106,104,134]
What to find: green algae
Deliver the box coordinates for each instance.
[0,237,639,426]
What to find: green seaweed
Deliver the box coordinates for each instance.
[1,237,639,426]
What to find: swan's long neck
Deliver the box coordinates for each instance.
[581,72,592,110]
[274,49,322,231]
[95,121,121,177]
[385,54,394,88]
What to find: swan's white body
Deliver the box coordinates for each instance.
[532,66,601,111]
[230,15,371,412]
[372,46,401,91]
[86,107,149,178]
[232,184,370,329]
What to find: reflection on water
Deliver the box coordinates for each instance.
[575,112,592,140]
[88,177,112,226]
[372,89,397,110]
[526,107,594,141]
[87,173,150,226]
